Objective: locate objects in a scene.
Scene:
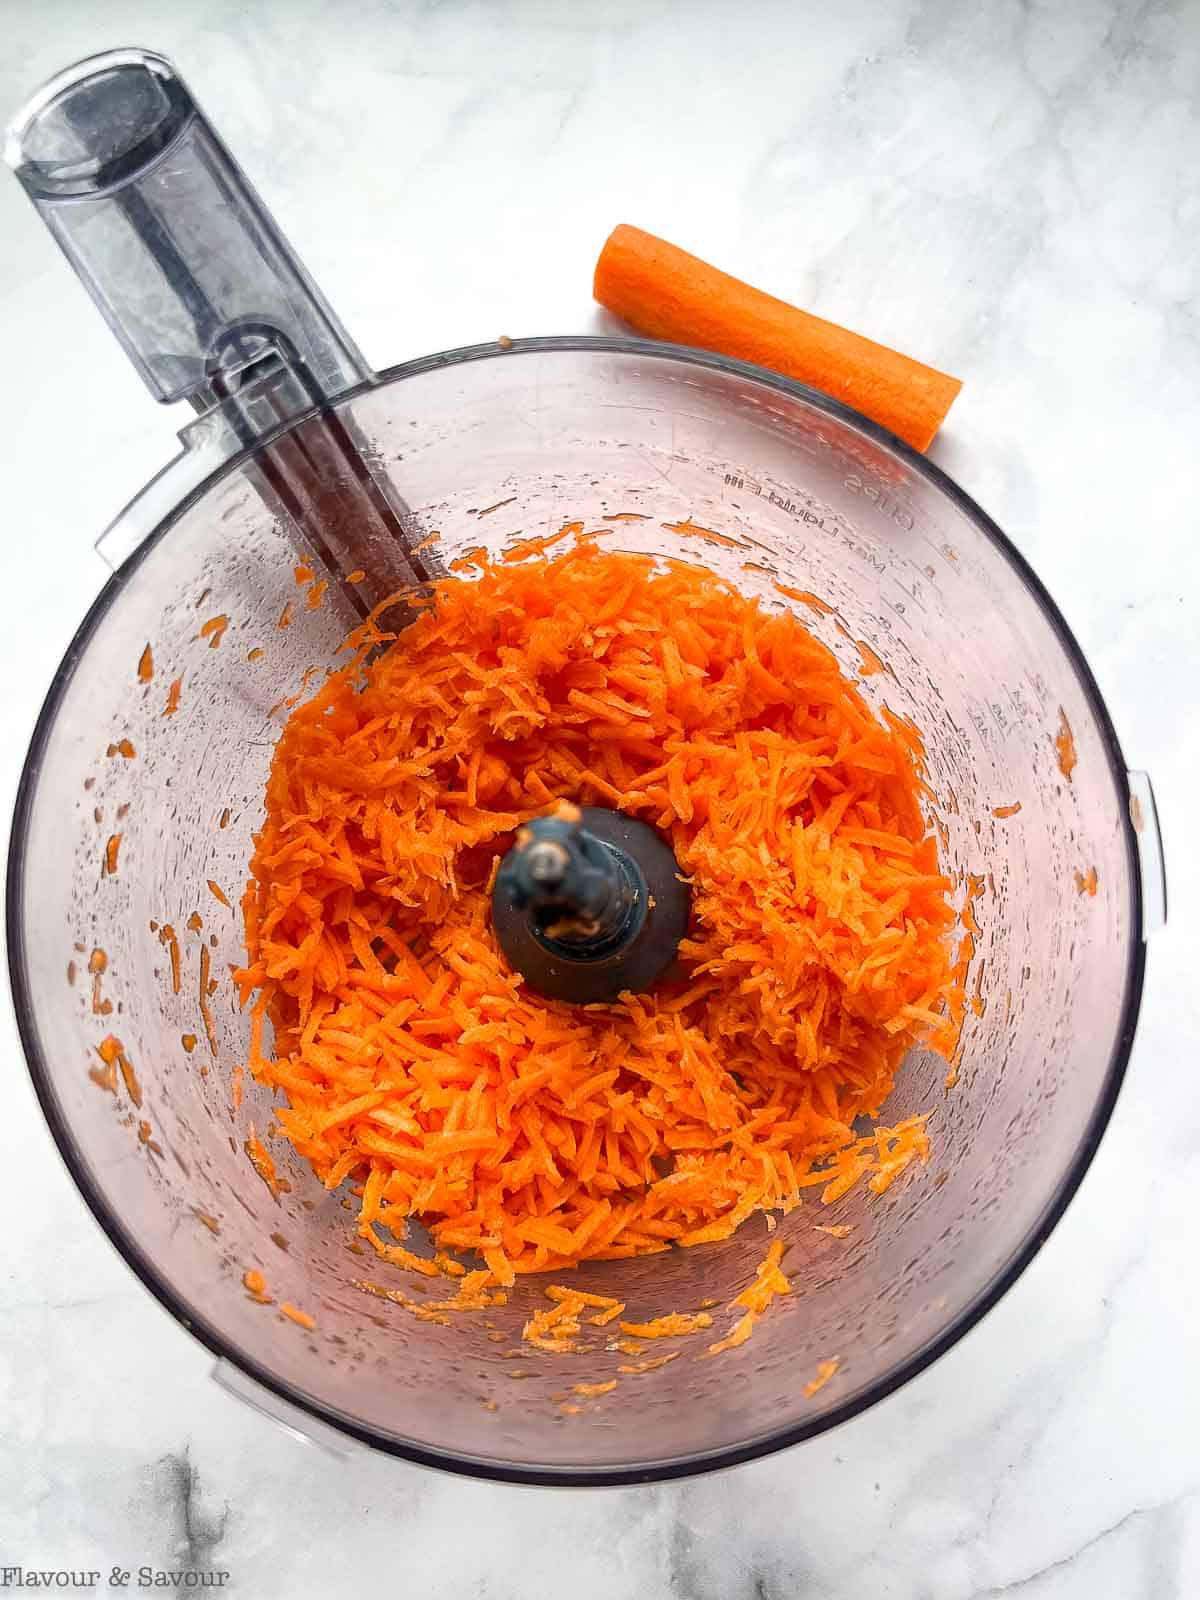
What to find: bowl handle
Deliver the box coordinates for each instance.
[1127,769,1166,937]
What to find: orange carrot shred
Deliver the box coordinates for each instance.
[706,1310,757,1356]
[992,802,1022,819]
[618,1351,681,1374]
[245,1127,290,1200]
[1075,866,1098,897]
[158,924,181,995]
[1055,708,1077,782]
[199,944,219,1055]
[803,1357,840,1398]
[280,1302,316,1330]
[138,644,154,683]
[199,614,229,649]
[163,678,182,717]
[619,1312,712,1339]
[103,833,122,876]
[775,583,836,615]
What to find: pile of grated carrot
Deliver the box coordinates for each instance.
[236,538,960,1287]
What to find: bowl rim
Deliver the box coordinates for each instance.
[5,334,1148,1486]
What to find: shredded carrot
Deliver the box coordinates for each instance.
[280,1302,316,1330]
[138,643,154,683]
[618,1351,680,1374]
[354,1277,450,1325]
[243,1268,268,1297]
[662,516,746,550]
[706,1310,757,1356]
[199,614,229,649]
[118,1051,142,1108]
[239,543,960,1281]
[1075,866,1098,897]
[107,738,136,759]
[103,833,122,875]
[619,1312,713,1339]
[546,1284,622,1309]
[573,1380,618,1398]
[775,584,836,615]
[294,564,315,584]
[245,1128,290,1200]
[731,1238,790,1314]
[199,944,219,1055]
[992,802,1022,819]
[90,1034,125,1096]
[306,580,329,611]
[163,678,182,717]
[346,569,367,584]
[803,1357,840,1398]
[207,879,231,908]
[155,924,180,994]
[594,224,961,452]
[1055,708,1077,782]
[89,949,110,1013]
[359,1223,440,1277]
[853,638,886,676]
[700,1239,792,1355]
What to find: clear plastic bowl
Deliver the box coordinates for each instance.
[7,338,1156,1483]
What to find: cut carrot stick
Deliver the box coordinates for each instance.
[594,224,961,452]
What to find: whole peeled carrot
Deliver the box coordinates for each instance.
[594,223,961,452]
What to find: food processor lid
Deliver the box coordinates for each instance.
[5,46,367,407]
[6,47,443,618]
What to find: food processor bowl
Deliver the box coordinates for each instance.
[8,337,1161,1483]
[5,46,1162,1484]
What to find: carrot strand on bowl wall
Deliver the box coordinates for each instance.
[593,224,962,452]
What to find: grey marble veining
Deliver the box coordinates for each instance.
[0,1,1196,1596]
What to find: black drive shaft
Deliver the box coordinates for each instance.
[492,805,690,1004]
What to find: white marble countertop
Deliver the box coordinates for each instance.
[0,2,1195,1595]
